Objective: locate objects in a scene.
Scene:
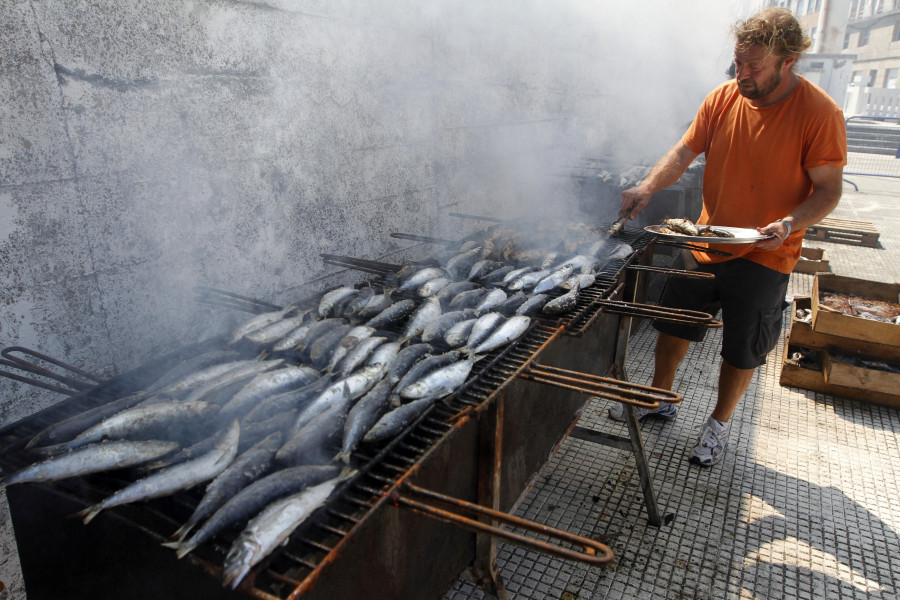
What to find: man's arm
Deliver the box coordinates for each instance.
[619,141,700,220]
[754,163,843,250]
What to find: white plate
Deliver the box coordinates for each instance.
[644,225,773,244]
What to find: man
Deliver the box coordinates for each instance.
[610,8,846,466]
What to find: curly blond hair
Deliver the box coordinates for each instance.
[732,8,811,64]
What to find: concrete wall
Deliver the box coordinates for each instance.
[0,0,735,428]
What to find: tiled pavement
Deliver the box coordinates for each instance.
[443,174,900,600]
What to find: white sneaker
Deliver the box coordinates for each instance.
[690,417,730,466]
[608,401,678,423]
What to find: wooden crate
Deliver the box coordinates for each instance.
[822,351,900,396]
[791,296,900,361]
[811,274,900,347]
[792,246,830,274]
[804,217,879,247]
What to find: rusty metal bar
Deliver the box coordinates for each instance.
[520,363,681,409]
[389,232,459,245]
[394,482,614,566]
[319,254,403,273]
[0,347,101,395]
[626,265,715,279]
[590,299,721,326]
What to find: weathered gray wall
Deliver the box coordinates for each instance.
[0,0,737,427]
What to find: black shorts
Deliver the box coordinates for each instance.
[653,258,790,369]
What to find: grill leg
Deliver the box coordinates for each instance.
[471,392,510,600]
[622,404,663,526]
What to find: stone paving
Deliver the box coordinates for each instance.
[443,174,900,600]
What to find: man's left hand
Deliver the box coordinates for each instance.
[752,221,789,250]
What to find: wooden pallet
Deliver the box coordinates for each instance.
[804,217,880,247]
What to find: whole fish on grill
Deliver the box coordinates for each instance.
[58,400,220,452]
[293,318,347,355]
[384,343,433,385]
[492,291,529,317]
[355,292,394,320]
[583,238,609,257]
[364,341,403,372]
[365,298,416,329]
[444,318,477,348]
[243,313,310,346]
[478,265,516,285]
[171,431,283,541]
[391,351,461,405]
[448,288,489,311]
[163,464,341,559]
[560,272,596,291]
[541,252,562,269]
[398,267,446,293]
[557,254,603,274]
[474,288,507,316]
[181,359,285,405]
[276,393,350,465]
[542,281,582,315]
[417,277,452,298]
[152,359,269,398]
[77,420,241,524]
[362,397,438,444]
[221,469,354,589]
[271,321,314,352]
[507,269,550,292]
[243,377,334,424]
[335,335,388,377]
[465,313,505,351]
[435,281,479,307]
[308,324,354,368]
[292,365,383,432]
[471,315,531,355]
[324,326,376,373]
[400,296,443,343]
[318,286,358,318]
[145,350,245,394]
[445,247,483,279]
[218,365,320,422]
[341,286,375,319]
[26,391,151,450]
[502,266,536,284]
[515,294,549,316]
[337,378,393,462]
[229,308,291,344]
[532,264,575,295]
[467,259,501,282]
[398,357,477,403]
[421,310,475,344]
[606,242,634,261]
[0,440,180,487]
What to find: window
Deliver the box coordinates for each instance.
[886,68,899,88]
[869,69,879,86]
[816,0,822,10]
[894,23,900,42]
[844,32,851,49]
[810,27,817,44]
[859,28,870,46]
[851,70,863,85]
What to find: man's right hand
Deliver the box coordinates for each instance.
[619,184,653,221]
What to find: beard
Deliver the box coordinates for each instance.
[737,69,782,100]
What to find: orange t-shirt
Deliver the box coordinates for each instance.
[682,77,847,273]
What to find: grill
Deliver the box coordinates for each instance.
[0,219,717,600]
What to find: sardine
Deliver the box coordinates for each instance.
[295,318,348,354]
[364,341,403,371]
[444,318,477,348]
[478,265,516,285]
[532,265,575,295]
[243,377,334,424]
[271,322,314,352]
[435,281,479,306]
[448,288,489,311]
[445,248,482,279]
[171,431,283,542]
[308,324,354,368]
[384,343,433,386]
[474,288,508,316]
[362,397,437,444]
[606,242,634,261]
[164,465,341,559]
[472,315,531,355]
[337,378,393,462]
[398,358,476,402]
[421,310,474,344]
[318,286,358,318]
[77,420,241,524]
[398,267,446,292]
[275,396,349,465]
[492,291,529,317]
[153,359,267,398]
[26,392,150,450]
[465,313,505,351]
[542,282,582,315]
[507,269,550,291]
[243,313,310,346]
[1,440,180,487]
[515,294,549,316]
[325,326,376,373]
[218,365,320,422]
[229,308,290,344]
[292,366,383,432]
[336,335,387,377]
[400,297,443,342]
[467,259,501,281]
[417,277,452,298]
[355,293,393,320]
[61,400,220,451]
[221,470,353,589]
[560,273,596,291]
[502,266,535,284]
[365,299,416,329]
[392,351,461,400]
[182,359,285,404]
[146,350,244,394]
[341,286,376,319]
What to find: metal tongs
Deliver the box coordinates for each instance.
[607,216,628,237]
